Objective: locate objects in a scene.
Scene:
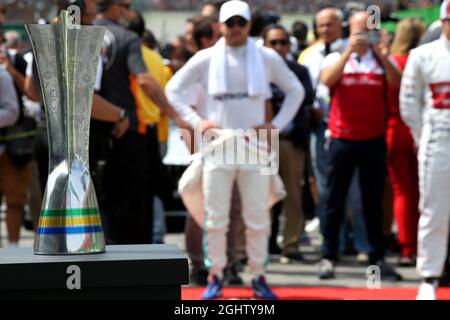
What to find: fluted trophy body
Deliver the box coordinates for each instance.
[26,11,106,255]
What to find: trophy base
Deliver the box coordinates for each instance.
[0,244,188,300]
[34,249,106,256]
[34,232,106,255]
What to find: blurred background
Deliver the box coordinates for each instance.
[0,0,443,44]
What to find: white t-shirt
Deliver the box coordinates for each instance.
[301,39,346,113]
[0,69,19,155]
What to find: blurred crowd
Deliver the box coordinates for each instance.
[140,0,441,12]
[0,0,449,300]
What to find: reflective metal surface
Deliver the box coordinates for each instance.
[26,11,106,255]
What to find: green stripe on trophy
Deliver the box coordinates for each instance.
[40,208,100,217]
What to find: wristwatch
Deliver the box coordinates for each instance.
[117,109,127,123]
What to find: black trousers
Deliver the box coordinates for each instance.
[102,130,153,245]
[146,125,172,206]
[322,137,387,264]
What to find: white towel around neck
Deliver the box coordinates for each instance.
[208,37,270,98]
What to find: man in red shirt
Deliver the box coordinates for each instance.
[318,11,402,281]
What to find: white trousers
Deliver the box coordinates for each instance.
[417,123,450,278]
[202,161,271,279]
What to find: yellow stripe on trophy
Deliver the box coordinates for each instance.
[39,215,102,228]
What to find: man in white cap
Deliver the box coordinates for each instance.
[166,0,304,299]
[400,0,450,300]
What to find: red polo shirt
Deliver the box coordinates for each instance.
[322,50,388,140]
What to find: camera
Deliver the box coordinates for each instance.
[355,30,380,46]
[368,30,381,45]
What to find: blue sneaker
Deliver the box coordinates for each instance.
[202,275,223,300]
[252,276,277,299]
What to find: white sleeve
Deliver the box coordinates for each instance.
[400,49,425,145]
[303,56,320,90]
[95,59,103,91]
[320,52,341,71]
[0,72,19,128]
[266,51,304,130]
[165,52,207,129]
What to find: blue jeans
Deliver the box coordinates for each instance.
[310,122,329,233]
[153,196,166,244]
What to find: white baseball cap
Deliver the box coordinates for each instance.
[441,0,450,20]
[219,0,251,23]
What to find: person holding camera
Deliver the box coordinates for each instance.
[317,11,402,281]
[300,7,372,262]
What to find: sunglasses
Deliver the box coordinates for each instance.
[269,39,289,46]
[224,17,248,29]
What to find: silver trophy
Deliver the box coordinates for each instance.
[26,11,106,255]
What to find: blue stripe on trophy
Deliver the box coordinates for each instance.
[37,226,103,235]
